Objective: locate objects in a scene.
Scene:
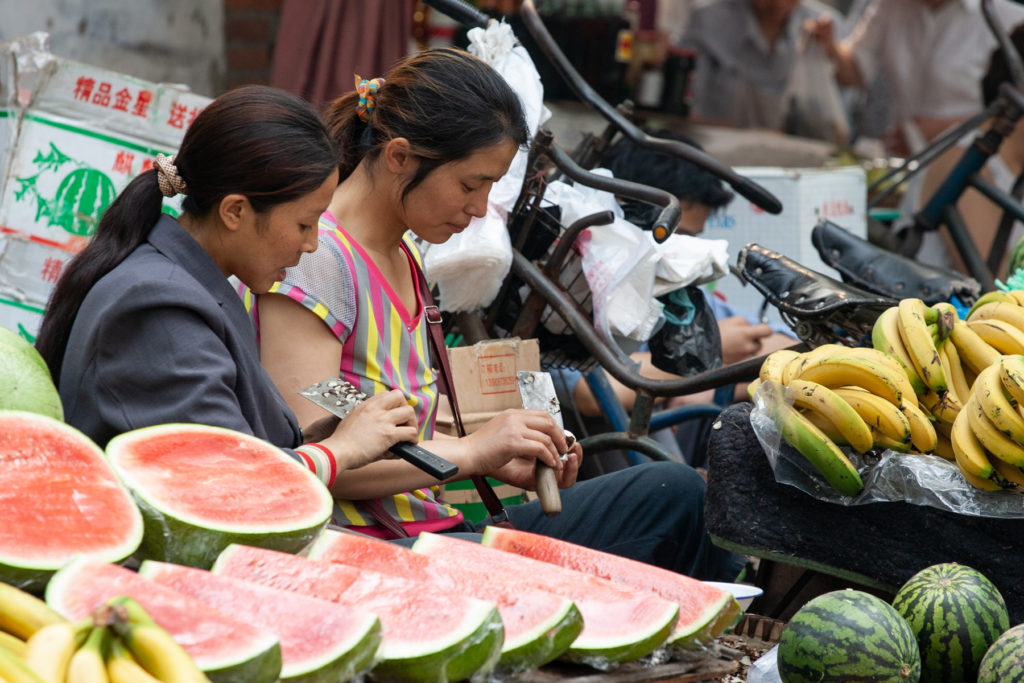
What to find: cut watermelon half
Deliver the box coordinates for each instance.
[0,411,143,590]
[45,557,282,682]
[105,423,332,568]
[480,526,741,651]
[139,560,381,683]
[411,532,679,669]
[212,544,503,683]
[307,529,583,675]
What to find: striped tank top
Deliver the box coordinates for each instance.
[269,212,463,537]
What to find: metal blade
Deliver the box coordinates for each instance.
[299,378,367,421]
[517,370,563,429]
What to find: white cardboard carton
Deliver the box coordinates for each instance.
[702,165,867,315]
[0,54,208,338]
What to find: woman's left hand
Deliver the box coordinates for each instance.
[491,441,582,491]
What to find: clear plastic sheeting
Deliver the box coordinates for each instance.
[749,382,1024,519]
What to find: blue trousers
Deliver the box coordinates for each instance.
[392,461,742,582]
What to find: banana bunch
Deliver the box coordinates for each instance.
[752,342,931,497]
[950,355,1024,492]
[0,582,209,683]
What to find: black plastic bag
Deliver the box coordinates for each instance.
[648,285,722,376]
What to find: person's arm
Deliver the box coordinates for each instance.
[805,15,864,87]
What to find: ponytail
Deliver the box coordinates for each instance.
[35,170,164,381]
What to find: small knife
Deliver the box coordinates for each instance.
[299,378,459,481]
[517,370,574,517]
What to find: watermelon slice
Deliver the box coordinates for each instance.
[213,544,504,683]
[105,423,332,568]
[411,532,679,669]
[307,529,583,675]
[0,411,143,590]
[480,526,741,651]
[139,560,382,683]
[45,557,282,682]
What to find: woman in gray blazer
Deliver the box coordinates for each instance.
[34,85,418,495]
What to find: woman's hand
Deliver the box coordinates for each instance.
[319,389,419,470]
[460,409,581,489]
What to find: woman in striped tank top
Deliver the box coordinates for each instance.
[256,48,742,581]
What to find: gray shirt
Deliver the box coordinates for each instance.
[681,0,835,129]
[58,214,302,449]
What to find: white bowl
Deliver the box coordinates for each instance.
[703,581,764,612]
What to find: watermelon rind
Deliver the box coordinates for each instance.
[0,326,50,375]
[45,556,283,683]
[212,544,505,683]
[105,423,332,568]
[777,589,921,683]
[0,411,143,591]
[892,563,1010,683]
[412,532,679,669]
[306,528,584,676]
[138,560,382,683]
[977,622,1024,683]
[0,334,63,420]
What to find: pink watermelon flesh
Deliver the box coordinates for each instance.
[481,526,739,647]
[139,560,381,681]
[0,411,143,589]
[411,532,679,666]
[307,529,582,668]
[45,557,280,677]
[107,424,330,529]
[212,543,504,683]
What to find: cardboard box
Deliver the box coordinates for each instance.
[702,165,867,315]
[0,44,15,195]
[435,338,541,521]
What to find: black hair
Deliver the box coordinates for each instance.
[35,85,340,381]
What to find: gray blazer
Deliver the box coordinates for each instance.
[59,215,302,449]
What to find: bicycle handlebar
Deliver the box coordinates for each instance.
[982,0,1024,89]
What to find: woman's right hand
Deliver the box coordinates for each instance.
[320,389,419,470]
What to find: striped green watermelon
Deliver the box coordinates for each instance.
[1008,235,1024,280]
[777,589,921,683]
[892,563,1009,683]
[53,167,116,236]
[978,622,1024,682]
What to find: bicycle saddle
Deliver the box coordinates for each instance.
[811,219,981,307]
[736,243,896,347]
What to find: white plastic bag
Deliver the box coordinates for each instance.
[649,232,730,296]
[782,37,850,144]
[424,20,550,312]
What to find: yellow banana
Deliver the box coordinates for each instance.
[872,306,929,395]
[933,434,956,462]
[967,300,1024,334]
[105,597,157,628]
[901,401,938,453]
[920,389,963,426]
[779,344,842,384]
[939,339,972,402]
[746,377,763,401]
[784,379,873,453]
[949,318,1002,374]
[870,429,912,453]
[834,388,912,445]
[106,637,161,683]
[998,354,1024,407]
[117,622,210,683]
[759,348,802,384]
[1006,289,1024,307]
[67,626,110,683]
[0,583,66,641]
[801,409,849,445]
[23,621,82,683]
[0,647,46,683]
[968,318,1024,355]
[991,455,1024,489]
[897,298,948,393]
[950,408,997,484]
[967,290,1014,317]
[0,629,26,657]
[965,393,1024,468]
[793,354,907,408]
[974,364,1024,444]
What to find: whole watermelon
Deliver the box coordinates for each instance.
[892,563,1009,683]
[978,622,1024,682]
[1009,235,1024,280]
[778,589,920,683]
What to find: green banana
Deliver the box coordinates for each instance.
[784,379,874,453]
[769,402,863,497]
[66,626,110,683]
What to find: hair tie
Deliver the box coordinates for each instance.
[354,75,385,123]
[155,153,188,197]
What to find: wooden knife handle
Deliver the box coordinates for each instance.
[535,461,562,517]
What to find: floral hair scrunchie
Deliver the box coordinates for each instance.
[355,75,385,123]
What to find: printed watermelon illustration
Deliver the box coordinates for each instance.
[308,528,583,675]
[13,142,116,237]
[52,167,116,235]
[47,557,283,682]
[0,411,142,590]
[140,560,382,683]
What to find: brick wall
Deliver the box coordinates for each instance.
[223,0,283,93]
